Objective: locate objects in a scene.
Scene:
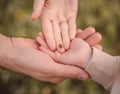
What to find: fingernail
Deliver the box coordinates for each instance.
[57,43,65,53]
[58,44,63,49]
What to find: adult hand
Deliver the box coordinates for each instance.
[32,0,78,53]
[36,27,102,69]
[0,35,89,83]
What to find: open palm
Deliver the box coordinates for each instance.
[32,0,78,52]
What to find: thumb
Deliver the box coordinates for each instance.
[54,63,89,80]
[31,0,45,20]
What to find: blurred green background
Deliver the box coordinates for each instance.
[0,0,120,94]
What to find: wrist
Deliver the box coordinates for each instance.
[0,34,13,68]
[81,47,93,69]
[85,48,117,89]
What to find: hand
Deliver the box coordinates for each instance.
[36,27,102,68]
[40,38,92,68]
[32,0,78,53]
[0,36,89,83]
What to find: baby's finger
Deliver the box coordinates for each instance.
[77,27,95,39]
[36,36,49,49]
[85,32,102,46]
[38,32,45,39]
[76,29,83,38]
[41,19,56,51]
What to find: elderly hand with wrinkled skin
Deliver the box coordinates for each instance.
[36,27,102,70]
[31,0,78,53]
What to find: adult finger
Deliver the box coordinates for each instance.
[47,78,65,84]
[32,73,65,83]
[68,18,76,40]
[41,19,56,51]
[54,63,89,80]
[77,27,95,39]
[52,21,65,53]
[85,32,102,46]
[60,21,70,50]
[31,0,45,20]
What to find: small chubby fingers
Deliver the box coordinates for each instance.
[60,21,70,50]
[76,29,83,34]
[36,36,48,49]
[77,27,95,39]
[38,32,45,41]
[41,19,56,51]
[76,29,83,38]
[85,32,102,46]
[38,32,44,39]
[68,18,76,40]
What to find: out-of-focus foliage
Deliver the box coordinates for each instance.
[0,0,120,94]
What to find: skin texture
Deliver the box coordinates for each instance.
[0,34,89,83]
[36,27,102,69]
[32,0,78,53]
